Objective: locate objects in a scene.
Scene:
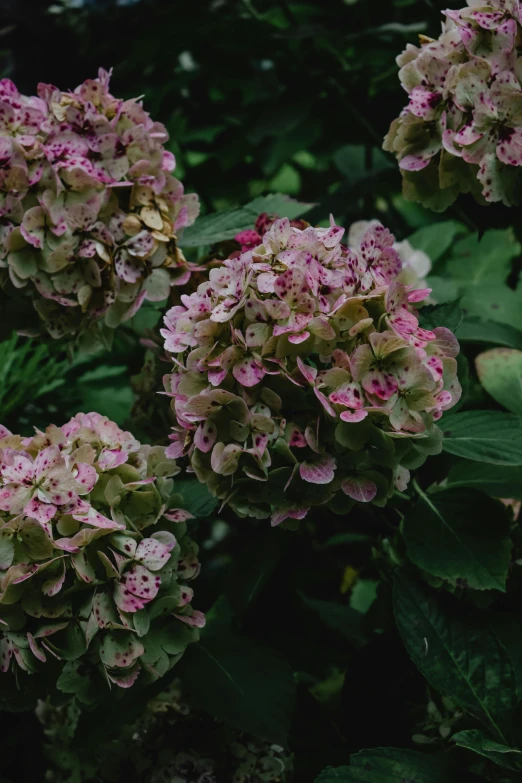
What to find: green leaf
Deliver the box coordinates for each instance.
[299,592,368,648]
[452,730,522,772]
[407,221,465,263]
[418,301,462,332]
[486,614,522,701]
[316,767,351,781]
[18,519,54,560]
[424,275,460,303]
[393,573,515,737]
[57,661,85,694]
[457,318,522,350]
[447,229,519,286]
[447,461,522,499]
[350,579,378,614]
[315,747,464,782]
[180,194,314,247]
[178,631,295,745]
[248,100,312,144]
[172,477,218,518]
[75,372,134,427]
[442,411,522,465]
[225,527,290,617]
[476,348,522,415]
[0,334,69,420]
[77,364,127,383]
[403,487,511,591]
[461,285,522,331]
[0,535,14,570]
[333,145,392,182]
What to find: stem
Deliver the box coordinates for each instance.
[241,0,264,22]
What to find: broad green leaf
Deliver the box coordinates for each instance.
[18,519,54,560]
[403,487,511,591]
[452,730,522,772]
[225,527,290,617]
[299,592,369,648]
[262,118,322,176]
[461,285,522,331]
[178,631,295,745]
[315,747,464,782]
[408,221,465,263]
[350,580,378,614]
[57,661,85,694]
[476,348,522,415]
[248,100,312,144]
[172,477,218,518]
[74,376,134,427]
[77,364,127,383]
[0,535,14,570]
[394,574,515,737]
[180,194,313,247]
[447,229,519,286]
[333,145,392,182]
[418,301,462,332]
[457,318,522,350]
[269,163,301,195]
[424,275,460,303]
[322,533,372,548]
[447,461,522,499]
[442,411,522,465]
[485,614,522,696]
[316,766,351,781]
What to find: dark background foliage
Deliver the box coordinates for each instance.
[3,3,522,783]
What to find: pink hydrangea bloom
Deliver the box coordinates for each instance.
[161,217,461,525]
[384,2,522,208]
[0,413,202,691]
[0,69,199,340]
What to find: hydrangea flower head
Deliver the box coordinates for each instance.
[0,413,203,697]
[161,217,461,526]
[39,678,294,782]
[384,2,522,208]
[0,69,199,340]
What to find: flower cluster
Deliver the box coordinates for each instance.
[161,217,461,525]
[0,413,203,697]
[39,679,294,783]
[384,1,522,209]
[0,69,199,341]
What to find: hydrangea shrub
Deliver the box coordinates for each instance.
[39,679,293,782]
[161,217,461,526]
[384,1,522,208]
[0,412,203,697]
[0,69,199,341]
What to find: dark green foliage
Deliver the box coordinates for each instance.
[3,2,522,783]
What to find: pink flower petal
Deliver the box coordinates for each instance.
[121,564,161,601]
[232,356,265,387]
[163,508,195,523]
[75,462,98,493]
[270,505,309,527]
[341,476,377,503]
[24,497,57,524]
[299,453,336,485]
[135,537,174,571]
[194,419,218,453]
[174,609,206,628]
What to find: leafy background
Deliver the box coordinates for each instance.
[3,1,522,782]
